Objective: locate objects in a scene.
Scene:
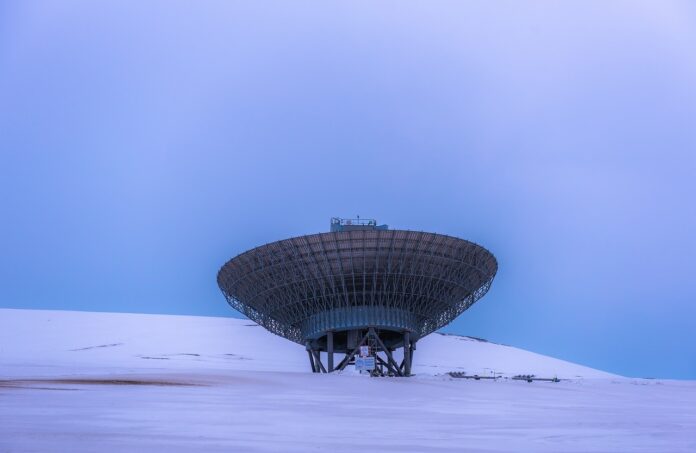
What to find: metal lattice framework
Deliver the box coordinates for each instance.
[217,229,497,363]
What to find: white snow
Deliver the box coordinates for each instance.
[1,308,695,452]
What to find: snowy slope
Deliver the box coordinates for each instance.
[2,309,695,452]
[0,308,614,378]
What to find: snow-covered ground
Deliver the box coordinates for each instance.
[1,308,695,452]
[0,308,615,379]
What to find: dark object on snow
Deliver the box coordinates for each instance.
[513,374,560,383]
[448,371,498,380]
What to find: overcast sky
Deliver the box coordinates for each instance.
[1,1,695,379]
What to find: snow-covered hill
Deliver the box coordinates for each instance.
[0,308,613,379]
[1,309,694,452]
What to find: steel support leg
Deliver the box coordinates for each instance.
[306,341,319,373]
[375,354,398,376]
[411,340,416,373]
[369,327,403,376]
[307,349,317,373]
[327,330,334,372]
[404,330,411,377]
[336,353,351,371]
[313,349,327,373]
[338,330,370,371]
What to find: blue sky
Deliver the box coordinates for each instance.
[1,1,695,379]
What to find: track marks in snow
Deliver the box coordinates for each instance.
[135,353,254,361]
[0,378,202,389]
[224,353,252,360]
[69,343,123,351]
